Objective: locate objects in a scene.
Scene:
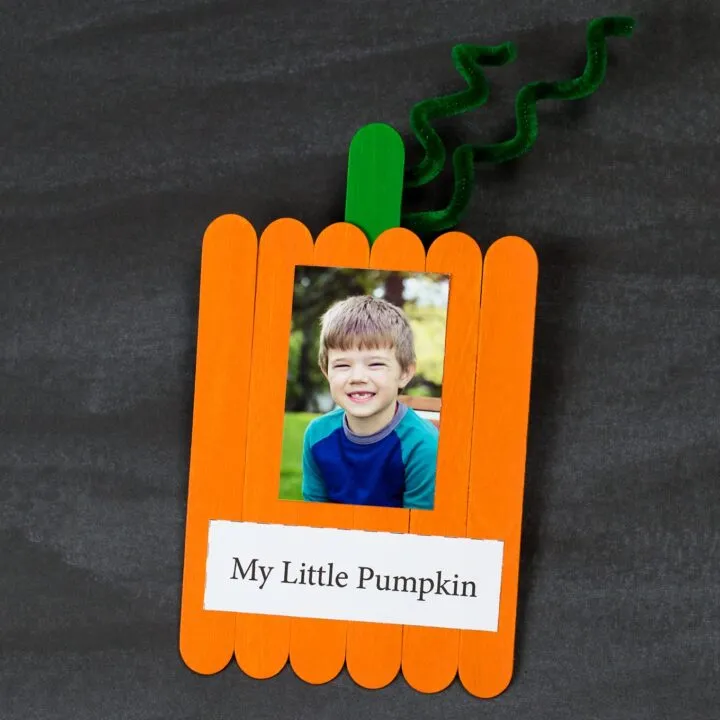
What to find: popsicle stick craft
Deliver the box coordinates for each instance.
[180,16,635,698]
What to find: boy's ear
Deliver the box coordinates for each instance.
[399,363,416,389]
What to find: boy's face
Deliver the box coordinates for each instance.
[324,346,415,434]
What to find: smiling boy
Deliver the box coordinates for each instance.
[301,295,438,509]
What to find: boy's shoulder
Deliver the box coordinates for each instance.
[394,406,438,477]
[304,407,344,444]
[396,405,439,444]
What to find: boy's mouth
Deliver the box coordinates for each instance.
[346,391,376,404]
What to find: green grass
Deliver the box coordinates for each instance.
[280,412,320,501]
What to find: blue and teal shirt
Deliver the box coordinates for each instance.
[301,402,438,509]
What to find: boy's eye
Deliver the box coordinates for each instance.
[370,363,386,368]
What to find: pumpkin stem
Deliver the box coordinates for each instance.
[345,122,405,245]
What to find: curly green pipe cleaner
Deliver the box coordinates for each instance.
[405,42,518,188]
[403,16,635,234]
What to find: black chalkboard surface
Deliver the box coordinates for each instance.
[1,1,718,718]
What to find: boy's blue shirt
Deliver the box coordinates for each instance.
[301,402,438,509]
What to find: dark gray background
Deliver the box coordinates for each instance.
[1,0,718,717]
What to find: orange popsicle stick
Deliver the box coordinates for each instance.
[459,236,538,698]
[345,227,425,690]
[289,222,369,684]
[179,214,258,674]
[235,219,314,679]
[402,232,483,693]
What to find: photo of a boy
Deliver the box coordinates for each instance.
[301,295,439,509]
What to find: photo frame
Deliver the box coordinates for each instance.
[179,212,538,697]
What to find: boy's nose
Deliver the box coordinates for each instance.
[349,366,368,381]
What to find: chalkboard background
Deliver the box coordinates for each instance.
[2,1,718,718]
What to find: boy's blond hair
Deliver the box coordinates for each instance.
[318,295,416,374]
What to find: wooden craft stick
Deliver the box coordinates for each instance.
[345,123,404,246]
[345,227,425,689]
[402,232,483,693]
[235,219,314,679]
[459,236,537,698]
[289,222,369,684]
[179,214,258,674]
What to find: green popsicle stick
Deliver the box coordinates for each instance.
[344,123,405,245]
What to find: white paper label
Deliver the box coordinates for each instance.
[204,520,504,632]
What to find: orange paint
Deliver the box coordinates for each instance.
[179,214,258,674]
[234,218,313,678]
[459,236,538,698]
[402,232,483,693]
[345,227,425,689]
[289,223,369,684]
